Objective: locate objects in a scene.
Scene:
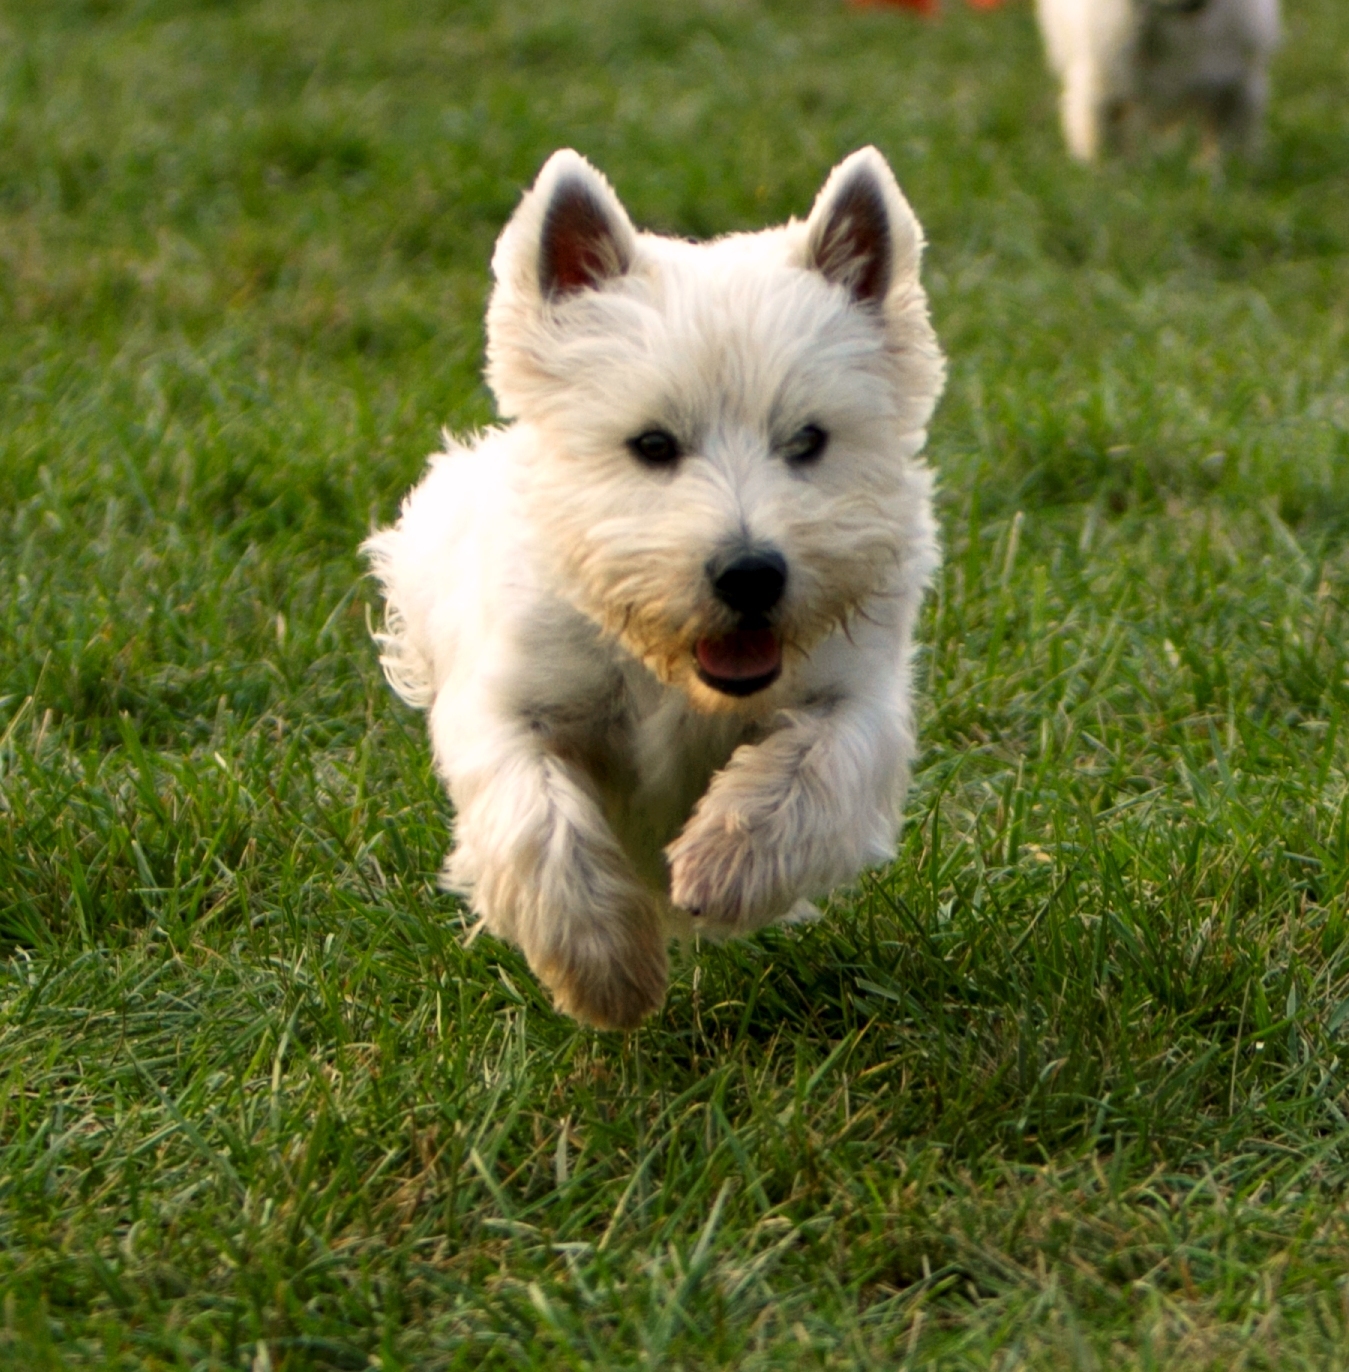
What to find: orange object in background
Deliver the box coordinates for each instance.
[847,0,939,13]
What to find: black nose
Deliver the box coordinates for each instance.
[709,549,788,617]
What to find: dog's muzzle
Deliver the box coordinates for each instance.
[696,549,787,696]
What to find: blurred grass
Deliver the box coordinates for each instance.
[2,0,1349,1367]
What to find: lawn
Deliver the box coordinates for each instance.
[2,0,1349,1366]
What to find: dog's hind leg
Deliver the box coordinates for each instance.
[1210,71,1268,158]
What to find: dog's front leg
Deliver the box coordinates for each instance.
[1061,60,1107,161]
[666,692,913,935]
[433,696,667,1030]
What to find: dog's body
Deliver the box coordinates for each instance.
[365,149,944,1029]
[1036,0,1280,161]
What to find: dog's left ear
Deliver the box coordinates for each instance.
[802,148,924,307]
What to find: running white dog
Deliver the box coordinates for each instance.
[1036,0,1280,162]
[365,148,945,1029]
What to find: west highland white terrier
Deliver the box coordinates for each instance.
[365,148,945,1029]
[1036,0,1280,162]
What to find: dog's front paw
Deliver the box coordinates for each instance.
[528,898,669,1031]
[666,807,796,935]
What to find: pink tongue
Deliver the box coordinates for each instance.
[696,629,782,681]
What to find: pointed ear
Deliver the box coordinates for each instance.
[803,147,923,307]
[493,149,637,303]
[539,165,634,297]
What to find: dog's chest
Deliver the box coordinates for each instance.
[519,638,754,887]
[511,595,764,887]
[615,688,754,888]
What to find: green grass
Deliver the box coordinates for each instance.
[2,0,1349,1366]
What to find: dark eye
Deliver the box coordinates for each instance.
[783,424,828,464]
[627,428,681,466]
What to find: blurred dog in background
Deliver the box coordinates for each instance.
[1036,0,1280,162]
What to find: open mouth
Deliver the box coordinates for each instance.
[694,627,783,697]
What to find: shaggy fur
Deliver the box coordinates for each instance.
[364,148,945,1029]
[1036,0,1280,162]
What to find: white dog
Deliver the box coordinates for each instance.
[1036,0,1280,162]
[364,148,945,1029]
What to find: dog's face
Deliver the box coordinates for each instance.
[485,149,945,713]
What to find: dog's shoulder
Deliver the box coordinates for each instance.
[363,426,537,707]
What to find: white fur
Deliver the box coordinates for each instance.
[1036,0,1280,161]
[365,148,945,1029]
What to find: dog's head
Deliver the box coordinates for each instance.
[485,148,945,713]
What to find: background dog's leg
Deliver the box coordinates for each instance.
[667,696,911,935]
[434,697,668,1030]
[1211,73,1268,159]
[1060,61,1106,160]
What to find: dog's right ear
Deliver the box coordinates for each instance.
[487,151,640,417]
[492,150,637,304]
[538,163,635,298]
